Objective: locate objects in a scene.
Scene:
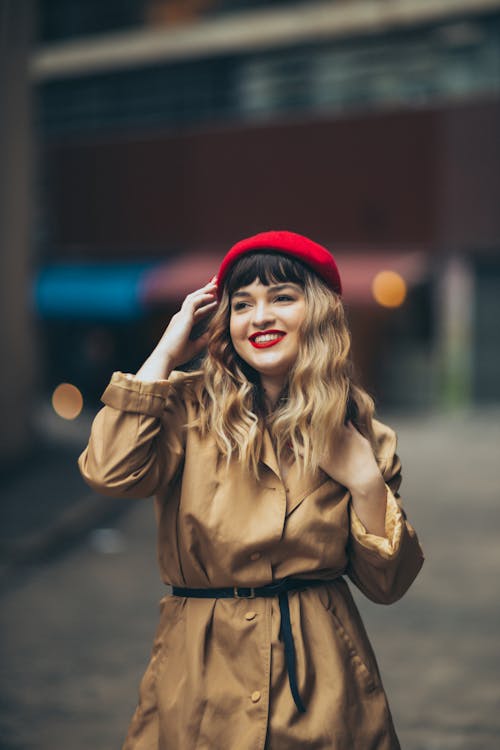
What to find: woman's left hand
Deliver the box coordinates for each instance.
[320,421,382,493]
[320,422,388,537]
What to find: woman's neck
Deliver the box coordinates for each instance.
[260,375,286,411]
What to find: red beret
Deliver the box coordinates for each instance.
[216,230,342,299]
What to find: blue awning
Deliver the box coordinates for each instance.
[33,262,161,320]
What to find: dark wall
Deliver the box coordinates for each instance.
[46,105,441,258]
[437,98,500,251]
[46,97,500,258]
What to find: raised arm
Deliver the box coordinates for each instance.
[78,278,219,499]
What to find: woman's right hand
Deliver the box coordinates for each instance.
[135,278,218,381]
[158,278,218,368]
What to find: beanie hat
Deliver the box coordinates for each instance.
[216,230,342,299]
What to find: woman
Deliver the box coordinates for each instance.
[79,230,424,750]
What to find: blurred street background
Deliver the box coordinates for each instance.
[1,1,500,748]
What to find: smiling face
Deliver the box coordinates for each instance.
[229,278,306,396]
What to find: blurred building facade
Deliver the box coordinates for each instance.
[0,1,37,467]
[27,0,500,419]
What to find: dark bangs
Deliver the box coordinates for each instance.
[225,251,308,295]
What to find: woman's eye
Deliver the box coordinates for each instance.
[275,295,294,302]
[232,302,248,311]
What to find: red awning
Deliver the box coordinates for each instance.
[140,253,222,304]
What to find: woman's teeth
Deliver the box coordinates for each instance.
[253,333,282,343]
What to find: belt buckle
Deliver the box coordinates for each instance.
[234,586,255,599]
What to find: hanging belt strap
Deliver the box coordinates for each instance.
[171,577,331,713]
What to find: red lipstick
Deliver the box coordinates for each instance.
[249,330,286,349]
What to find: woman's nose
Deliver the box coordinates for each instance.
[252,301,274,326]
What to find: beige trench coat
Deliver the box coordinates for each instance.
[78,370,424,750]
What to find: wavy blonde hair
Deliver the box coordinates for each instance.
[189,252,376,479]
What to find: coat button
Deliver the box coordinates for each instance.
[250,552,261,561]
[251,690,261,703]
[245,611,257,621]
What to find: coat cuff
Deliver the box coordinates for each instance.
[100,371,175,418]
[349,486,404,560]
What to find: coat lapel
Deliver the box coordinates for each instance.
[259,429,332,515]
[285,469,331,516]
[259,427,282,480]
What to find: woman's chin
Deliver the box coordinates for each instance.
[251,362,291,383]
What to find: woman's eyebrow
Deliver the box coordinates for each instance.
[267,283,299,292]
[232,283,299,298]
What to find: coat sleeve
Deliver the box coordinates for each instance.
[77,371,188,499]
[345,420,425,604]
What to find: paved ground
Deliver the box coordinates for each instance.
[0,406,499,749]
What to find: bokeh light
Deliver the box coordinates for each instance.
[372,270,407,308]
[51,383,83,420]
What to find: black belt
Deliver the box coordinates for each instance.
[171,577,332,713]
